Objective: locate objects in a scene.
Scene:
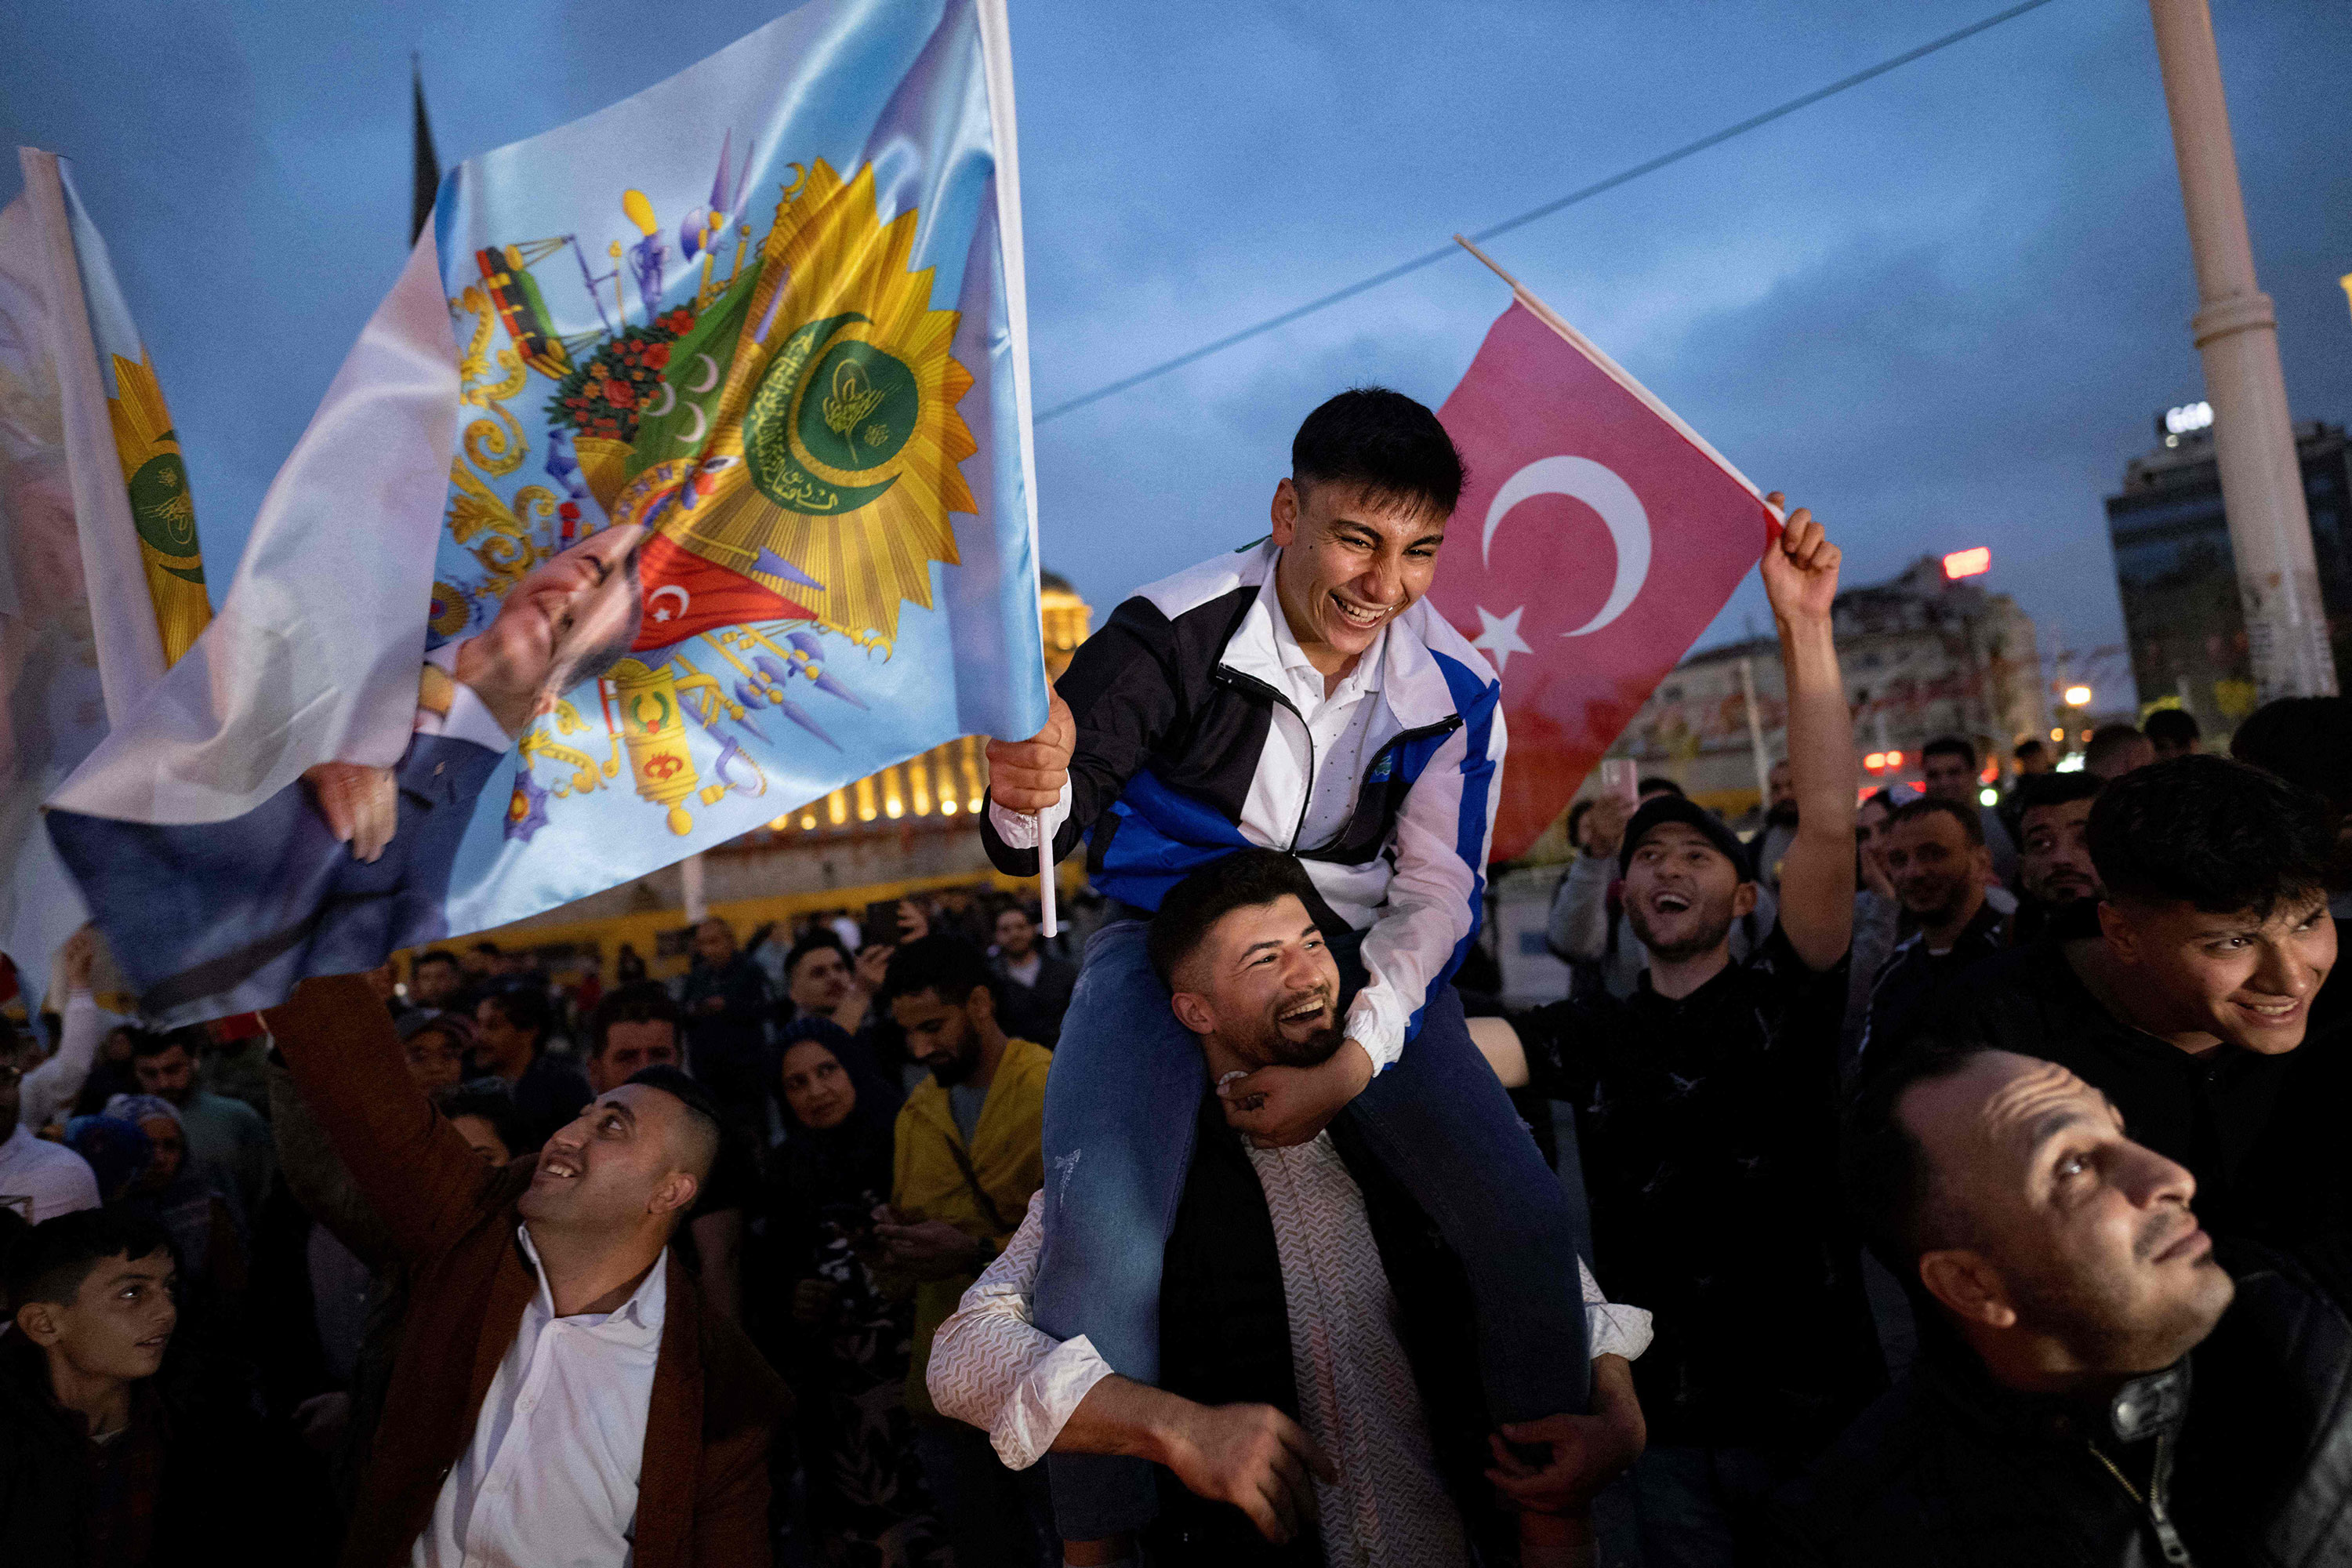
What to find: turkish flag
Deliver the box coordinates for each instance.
[1431,299,1774,862]
[633,532,816,651]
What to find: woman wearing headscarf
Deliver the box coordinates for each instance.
[104,1093,246,1296]
[755,1015,947,1568]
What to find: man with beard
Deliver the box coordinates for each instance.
[931,851,1653,1568]
[1920,735,2020,887]
[2009,772,2103,946]
[1771,1044,2352,1564]
[1853,798,2008,1080]
[49,523,651,1022]
[878,935,1054,1568]
[1510,512,1885,1563]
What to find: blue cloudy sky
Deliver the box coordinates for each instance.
[5,0,2349,708]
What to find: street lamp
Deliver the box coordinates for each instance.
[2063,684,2093,709]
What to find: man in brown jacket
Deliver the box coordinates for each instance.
[267,974,789,1568]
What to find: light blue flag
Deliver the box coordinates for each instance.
[49,0,1048,1025]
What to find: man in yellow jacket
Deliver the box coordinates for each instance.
[879,934,1053,1567]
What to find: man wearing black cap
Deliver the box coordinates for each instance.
[1512,514,1883,1563]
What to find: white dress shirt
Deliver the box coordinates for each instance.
[412,1229,668,1568]
[932,1160,1652,1568]
[415,641,520,751]
[0,1122,100,1222]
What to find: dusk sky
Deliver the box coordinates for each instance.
[6,0,2350,710]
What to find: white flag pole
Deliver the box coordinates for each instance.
[1453,234,1784,528]
[977,0,1058,939]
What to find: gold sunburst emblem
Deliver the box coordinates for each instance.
[105,352,209,666]
[607,159,976,649]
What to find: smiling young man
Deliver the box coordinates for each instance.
[931,851,1654,1568]
[979,387,1595,1545]
[1511,510,1885,1561]
[264,971,787,1568]
[1918,756,2337,1240]
[1775,1043,2352,1563]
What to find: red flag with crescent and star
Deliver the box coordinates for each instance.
[631,532,816,651]
[1428,271,1777,862]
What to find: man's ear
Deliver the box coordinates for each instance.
[650,1170,700,1219]
[1732,880,1759,920]
[1918,1248,2017,1330]
[15,1301,62,1348]
[2097,899,2137,961]
[1169,989,1216,1038]
[1270,478,1300,546]
[965,984,998,1028]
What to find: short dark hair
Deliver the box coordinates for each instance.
[1888,795,1984,846]
[2015,771,2103,815]
[1565,799,1596,848]
[478,985,550,1045]
[1637,776,1686,800]
[2013,738,2047,762]
[435,1080,528,1157]
[1290,387,1465,522]
[1860,786,1900,815]
[1922,735,1977,768]
[585,982,681,1062]
[2088,755,2333,919]
[1842,1036,2000,1273]
[5,1209,174,1311]
[1147,849,1323,990]
[879,935,1002,1014]
[471,941,502,956]
[2231,695,2352,815]
[414,949,460,974]
[128,1028,198,1062]
[2143,709,2200,749]
[623,1064,724,1190]
[782,929,851,984]
[2084,723,2149,773]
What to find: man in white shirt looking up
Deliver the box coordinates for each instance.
[931,849,1651,1568]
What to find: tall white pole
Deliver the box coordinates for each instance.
[1738,657,1773,806]
[2147,0,2337,698]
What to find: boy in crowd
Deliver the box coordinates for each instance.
[979,389,1603,1544]
[0,1210,183,1564]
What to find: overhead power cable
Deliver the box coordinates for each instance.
[1036,0,2063,425]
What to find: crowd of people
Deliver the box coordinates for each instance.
[2,385,2349,1568]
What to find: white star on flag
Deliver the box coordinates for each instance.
[1472,604,1533,673]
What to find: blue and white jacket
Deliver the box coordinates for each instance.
[982,541,1504,1072]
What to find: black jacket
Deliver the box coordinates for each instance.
[1142,1096,1507,1566]
[1769,1246,2352,1566]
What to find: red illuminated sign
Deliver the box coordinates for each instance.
[1942,546,1991,579]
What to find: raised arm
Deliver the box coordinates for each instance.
[20,930,101,1131]
[1759,497,1855,973]
[263,973,502,1266]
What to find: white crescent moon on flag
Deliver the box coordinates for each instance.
[687,353,720,394]
[643,381,676,418]
[1482,456,1651,638]
[648,585,691,622]
[677,403,709,445]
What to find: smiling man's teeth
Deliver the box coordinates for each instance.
[1332,596,1385,627]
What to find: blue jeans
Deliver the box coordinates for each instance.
[1032,918,1593,1538]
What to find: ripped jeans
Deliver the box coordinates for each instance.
[1030,916,1592,1540]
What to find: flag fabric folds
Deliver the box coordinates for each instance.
[48,0,1049,1026]
[1427,283,1773,862]
[0,149,211,1013]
